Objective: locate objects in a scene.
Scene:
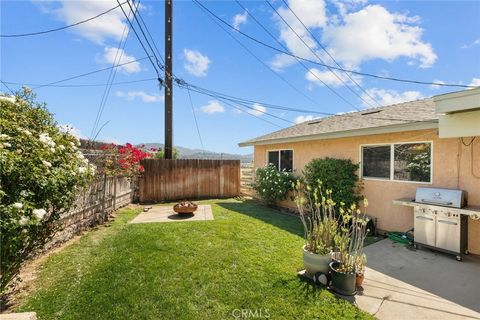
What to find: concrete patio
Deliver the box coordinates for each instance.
[129,204,214,224]
[355,239,480,319]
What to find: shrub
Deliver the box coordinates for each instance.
[0,89,95,298]
[252,165,295,205]
[303,157,361,208]
[100,143,149,179]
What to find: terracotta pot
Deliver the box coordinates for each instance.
[329,261,356,296]
[303,245,332,277]
[356,273,365,287]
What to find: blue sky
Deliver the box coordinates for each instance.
[1,0,479,155]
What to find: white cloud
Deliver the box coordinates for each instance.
[271,1,436,71]
[305,67,361,87]
[468,78,480,88]
[295,115,315,124]
[232,11,248,30]
[116,91,163,103]
[183,49,211,77]
[322,5,437,68]
[461,38,480,49]
[360,88,424,107]
[248,103,267,116]
[270,0,327,70]
[102,47,141,73]
[48,0,133,44]
[201,100,225,114]
[430,79,445,90]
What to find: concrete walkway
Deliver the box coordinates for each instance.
[355,239,480,319]
[129,204,213,224]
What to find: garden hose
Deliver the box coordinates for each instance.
[387,231,414,245]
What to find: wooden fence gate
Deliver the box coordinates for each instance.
[138,159,240,202]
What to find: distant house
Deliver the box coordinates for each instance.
[239,88,480,255]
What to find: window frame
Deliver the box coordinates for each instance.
[360,141,433,184]
[266,149,294,172]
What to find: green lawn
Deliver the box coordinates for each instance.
[16,199,372,319]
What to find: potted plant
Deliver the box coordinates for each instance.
[330,200,369,295]
[294,180,337,277]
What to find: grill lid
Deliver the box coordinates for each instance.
[415,187,466,208]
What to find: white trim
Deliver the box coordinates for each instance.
[265,148,294,171]
[360,140,433,184]
[239,121,438,147]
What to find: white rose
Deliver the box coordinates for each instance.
[59,145,65,150]
[13,202,23,209]
[69,141,75,147]
[42,160,52,167]
[33,209,46,220]
[3,142,11,148]
[20,190,28,197]
[78,167,86,173]
[0,133,10,140]
[19,216,29,226]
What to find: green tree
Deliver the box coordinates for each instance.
[154,148,179,159]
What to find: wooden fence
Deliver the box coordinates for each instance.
[139,159,240,202]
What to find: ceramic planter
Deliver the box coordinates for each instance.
[329,261,356,296]
[303,245,332,277]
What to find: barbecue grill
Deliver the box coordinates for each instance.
[394,187,478,261]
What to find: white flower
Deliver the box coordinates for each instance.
[20,190,28,197]
[20,129,32,136]
[50,147,56,153]
[59,145,65,150]
[78,166,86,173]
[0,133,10,140]
[3,142,11,148]
[33,209,46,220]
[39,133,50,144]
[76,151,84,160]
[69,141,75,147]
[71,171,77,176]
[42,160,52,167]
[0,95,15,103]
[13,202,23,209]
[19,216,29,226]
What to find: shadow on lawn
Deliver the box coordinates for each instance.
[217,200,303,238]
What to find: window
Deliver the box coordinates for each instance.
[267,149,293,171]
[361,142,432,183]
[362,145,391,179]
[394,143,431,182]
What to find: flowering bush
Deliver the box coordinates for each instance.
[252,165,295,205]
[100,143,149,179]
[0,89,95,297]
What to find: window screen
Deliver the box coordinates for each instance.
[362,145,391,179]
[394,143,431,182]
[268,151,280,170]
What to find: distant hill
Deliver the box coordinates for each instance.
[137,143,253,163]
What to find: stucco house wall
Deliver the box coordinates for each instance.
[253,129,480,255]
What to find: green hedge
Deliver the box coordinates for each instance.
[303,157,362,207]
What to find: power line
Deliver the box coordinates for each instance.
[115,0,161,78]
[193,0,476,89]
[31,56,151,89]
[0,80,15,95]
[194,0,327,110]
[2,78,157,88]
[185,86,205,152]
[235,0,362,111]
[273,0,381,108]
[1,1,128,38]
[91,0,138,139]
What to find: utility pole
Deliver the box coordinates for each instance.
[164,0,173,159]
